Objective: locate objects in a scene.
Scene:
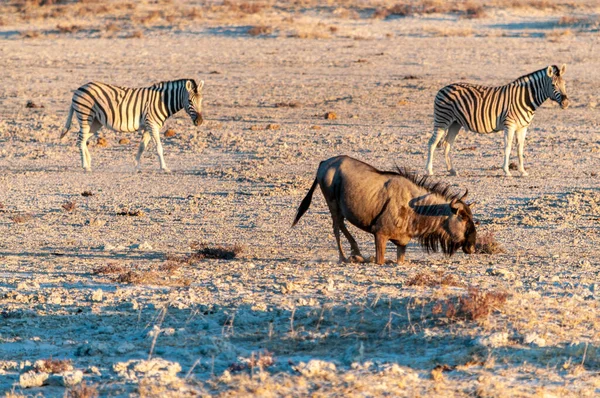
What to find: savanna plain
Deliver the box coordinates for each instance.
[0,0,599,396]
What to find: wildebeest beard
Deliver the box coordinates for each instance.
[408,196,458,256]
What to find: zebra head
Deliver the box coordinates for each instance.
[547,64,569,109]
[185,80,204,126]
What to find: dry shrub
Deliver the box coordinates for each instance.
[81,191,94,197]
[186,242,244,262]
[275,102,301,108]
[324,112,337,120]
[228,350,275,373]
[96,137,108,147]
[475,230,505,254]
[266,124,280,130]
[116,209,144,217]
[26,100,43,108]
[10,214,32,223]
[224,0,266,14]
[248,25,273,36]
[34,358,72,373]
[433,287,508,322]
[57,24,81,33]
[462,3,486,19]
[93,263,127,275]
[116,263,191,287]
[375,1,486,19]
[62,200,77,212]
[406,271,462,288]
[164,129,176,137]
[126,30,144,39]
[66,382,99,398]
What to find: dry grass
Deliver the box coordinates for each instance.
[248,25,273,36]
[374,1,487,19]
[25,100,43,108]
[96,261,191,287]
[66,382,99,398]
[324,112,337,120]
[275,101,301,108]
[406,271,462,288]
[57,23,81,34]
[433,287,508,322]
[228,350,275,373]
[34,358,73,373]
[475,231,505,254]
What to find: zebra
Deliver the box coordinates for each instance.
[425,64,569,177]
[61,79,204,172]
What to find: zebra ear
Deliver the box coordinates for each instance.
[546,66,554,77]
[199,80,204,90]
[560,64,566,75]
[185,80,193,91]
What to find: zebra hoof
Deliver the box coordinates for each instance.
[161,168,171,173]
[83,167,92,173]
[520,170,529,177]
[503,169,513,177]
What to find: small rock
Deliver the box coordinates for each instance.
[48,370,83,387]
[477,332,509,348]
[550,275,560,283]
[87,366,101,376]
[96,137,108,147]
[86,218,106,227]
[116,342,135,354]
[19,371,49,388]
[91,289,103,302]
[523,332,546,347]
[132,241,153,251]
[119,138,130,144]
[294,360,336,378]
[487,268,514,279]
[164,129,176,137]
[324,112,337,120]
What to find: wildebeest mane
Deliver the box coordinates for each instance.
[391,167,462,202]
[418,230,457,256]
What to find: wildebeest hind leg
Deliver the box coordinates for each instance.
[339,222,362,258]
[332,221,348,263]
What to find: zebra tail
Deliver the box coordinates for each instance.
[60,104,74,140]
[292,177,319,227]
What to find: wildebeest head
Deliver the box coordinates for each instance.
[446,190,477,254]
[185,79,204,126]
[546,64,569,109]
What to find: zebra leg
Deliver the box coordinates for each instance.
[151,129,170,172]
[426,127,446,175]
[135,131,152,169]
[443,122,461,176]
[78,125,92,172]
[84,119,102,170]
[502,127,516,177]
[516,127,529,176]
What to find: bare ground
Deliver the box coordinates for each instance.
[0,1,599,396]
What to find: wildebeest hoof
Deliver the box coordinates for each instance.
[349,255,365,263]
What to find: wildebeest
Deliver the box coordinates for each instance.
[292,156,477,264]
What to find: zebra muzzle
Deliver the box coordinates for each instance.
[560,98,570,109]
[194,116,203,126]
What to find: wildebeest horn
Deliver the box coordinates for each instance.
[450,198,460,213]
[460,189,468,201]
[467,201,477,209]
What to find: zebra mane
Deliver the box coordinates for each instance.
[513,66,557,85]
[391,167,462,202]
[150,78,197,89]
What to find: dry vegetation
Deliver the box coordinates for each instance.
[475,230,506,254]
[433,287,508,322]
[34,358,73,373]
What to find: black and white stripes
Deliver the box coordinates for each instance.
[61,79,204,172]
[425,65,569,177]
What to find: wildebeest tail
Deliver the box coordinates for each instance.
[292,177,319,227]
[60,103,74,140]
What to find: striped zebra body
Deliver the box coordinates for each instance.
[425,65,569,177]
[61,79,204,172]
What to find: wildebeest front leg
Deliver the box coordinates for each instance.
[374,233,387,265]
[396,245,407,263]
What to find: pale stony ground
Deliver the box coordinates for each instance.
[0,1,599,396]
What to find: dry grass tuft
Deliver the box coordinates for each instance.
[184,242,244,262]
[34,358,73,373]
[10,214,33,223]
[118,138,130,144]
[66,382,99,398]
[62,201,77,212]
[406,271,462,287]
[433,287,508,322]
[266,124,280,130]
[126,30,144,39]
[275,101,301,108]
[81,191,94,197]
[164,129,176,138]
[57,23,81,34]
[475,230,505,254]
[248,25,273,36]
[228,350,275,373]
[324,112,337,120]
[96,261,190,287]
